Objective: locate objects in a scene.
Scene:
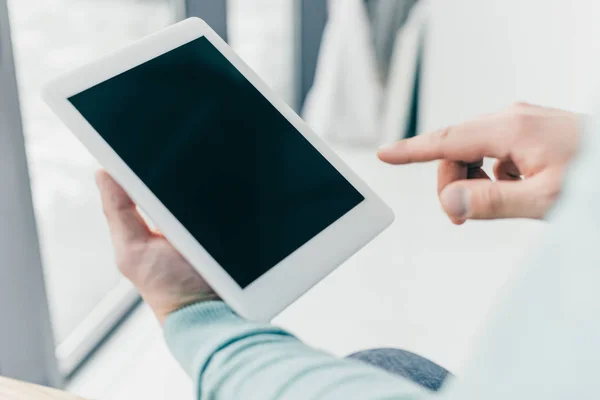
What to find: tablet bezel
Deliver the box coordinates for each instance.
[42,17,394,321]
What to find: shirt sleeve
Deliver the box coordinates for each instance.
[164,301,432,400]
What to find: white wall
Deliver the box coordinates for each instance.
[421,0,600,131]
[571,0,600,111]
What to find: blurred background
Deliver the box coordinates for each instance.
[5,0,296,374]
[2,0,600,399]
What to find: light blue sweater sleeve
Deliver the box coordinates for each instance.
[164,301,431,400]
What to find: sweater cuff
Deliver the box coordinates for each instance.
[166,301,236,326]
[163,301,242,374]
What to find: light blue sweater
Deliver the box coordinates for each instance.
[164,116,600,399]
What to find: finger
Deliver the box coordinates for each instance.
[95,170,150,247]
[437,161,467,225]
[458,169,490,224]
[439,175,554,220]
[437,160,485,194]
[378,113,512,165]
[437,160,466,195]
[437,161,489,225]
[494,159,522,181]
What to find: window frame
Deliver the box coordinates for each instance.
[0,0,61,387]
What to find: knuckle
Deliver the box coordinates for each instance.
[525,145,547,172]
[542,179,561,209]
[509,102,532,112]
[433,126,454,156]
[474,185,505,216]
[528,179,561,219]
[510,110,537,138]
[487,185,505,215]
[547,180,561,201]
[436,126,453,142]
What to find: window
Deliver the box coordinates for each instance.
[7,0,180,376]
[1,0,304,386]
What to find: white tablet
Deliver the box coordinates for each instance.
[43,17,394,321]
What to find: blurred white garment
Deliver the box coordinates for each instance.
[302,0,382,146]
[303,0,429,146]
[365,0,419,83]
[380,1,429,144]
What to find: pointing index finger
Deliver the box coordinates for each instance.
[378,113,512,165]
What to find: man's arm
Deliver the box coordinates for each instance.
[95,171,433,400]
[164,301,430,400]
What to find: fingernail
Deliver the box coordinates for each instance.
[441,187,470,218]
[378,142,397,152]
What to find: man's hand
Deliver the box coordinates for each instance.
[95,170,218,325]
[378,103,580,224]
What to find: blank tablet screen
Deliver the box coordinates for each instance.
[69,36,364,288]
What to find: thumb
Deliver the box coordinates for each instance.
[439,177,551,221]
[95,170,150,248]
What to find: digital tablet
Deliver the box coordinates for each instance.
[43,17,394,321]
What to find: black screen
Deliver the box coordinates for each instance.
[69,37,364,288]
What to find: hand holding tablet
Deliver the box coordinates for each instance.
[95,170,219,325]
[43,18,394,321]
